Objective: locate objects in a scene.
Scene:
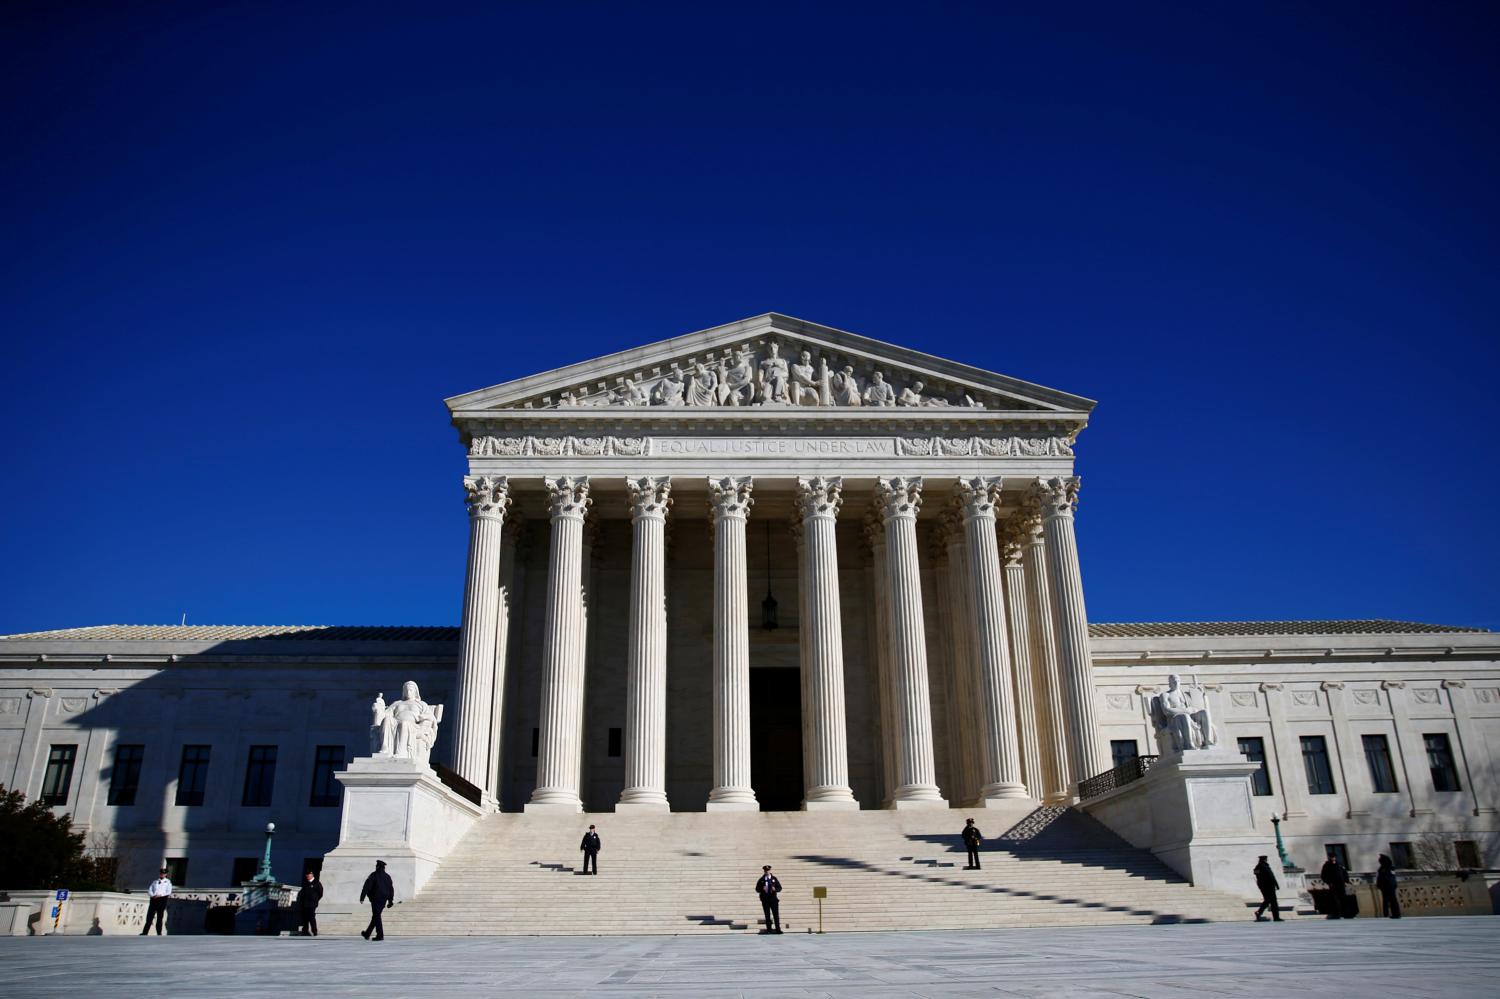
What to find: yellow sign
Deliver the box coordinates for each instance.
[812,886,827,899]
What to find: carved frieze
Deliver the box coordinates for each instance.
[470,436,649,458]
[470,433,1075,460]
[895,435,1074,457]
[523,337,998,411]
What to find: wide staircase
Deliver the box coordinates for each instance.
[325,802,1251,935]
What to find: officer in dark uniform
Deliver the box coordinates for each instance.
[580,825,601,875]
[755,865,783,934]
[961,818,984,869]
[359,860,394,939]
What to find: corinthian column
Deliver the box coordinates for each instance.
[956,476,1027,801]
[453,475,510,807]
[707,476,758,811]
[486,511,522,805]
[999,515,1045,799]
[939,507,980,806]
[1033,476,1108,789]
[526,476,591,813]
[863,509,898,806]
[876,476,947,808]
[796,477,858,810]
[1020,501,1070,802]
[617,477,672,812]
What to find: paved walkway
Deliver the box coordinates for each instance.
[2,918,1496,997]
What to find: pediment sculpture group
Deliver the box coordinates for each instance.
[552,340,986,410]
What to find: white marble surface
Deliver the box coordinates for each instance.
[2,920,1497,997]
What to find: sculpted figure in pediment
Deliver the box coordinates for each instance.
[897,380,925,406]
[718,347,754,406]
[758,342,790,404]
[863,370,896,407]
[686,361,718,406]
[789,350,823,406]
[621,377,651,407]
[654,363,686,406]
[833,365,862,406]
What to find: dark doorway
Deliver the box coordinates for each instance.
[750,667,804,811]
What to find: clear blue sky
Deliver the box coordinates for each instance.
[3,3,1496,634]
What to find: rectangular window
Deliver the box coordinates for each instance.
[1237,737,1272,796]
[241,745,277,807]
[163,857,189,887]
[1389,841,1414,869]
[607,727,623,758]
[1300,735,1336,795]
[1455,840,1481,869]
[1424,733,1461,792]
[230,857,258,885]
[107,744,145,806]
[176,745,211,806]
[1362,734,1399,793]
[39,745,78,807]
[308,745,344,807]
[1325,843,1349,870]
[1110,739,1139,770]
[531,728,539,758]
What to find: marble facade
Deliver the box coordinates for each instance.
[1,315,1497,890]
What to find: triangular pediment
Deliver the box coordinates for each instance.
[445,313,1095,416]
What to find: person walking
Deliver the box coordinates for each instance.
[1376,854,1401,918]
[139,867,172,936]
[1253,855,1282,921]
[755,865,783,934]
[580,824,601,876]
[961,818,984,870]
[1320,852,1349,919]
[359,860,394,940]
[296,869,324,936]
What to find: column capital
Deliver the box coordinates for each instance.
[875,476,923,523]
[545,476,591,520]
[1031,476,1081,519]
[861,506,885,550]
[708,475,754,519]
[999,516,1027,567]
[463,475,512,520]
[626,476,672,522]
[795,476,843,521]
[956,475,1003,521]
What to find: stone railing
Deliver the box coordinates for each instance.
[1077,755,1158,800]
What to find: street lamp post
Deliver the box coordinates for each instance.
[254,822,277,883]
[1270,815,1299,873]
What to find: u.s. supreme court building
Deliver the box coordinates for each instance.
[3,314,1496,930]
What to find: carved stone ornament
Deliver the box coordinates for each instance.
[1149,674,1218,754]
[1413,688,1440,704]
[860,507,884,550]
[875,476,923,522]
[526,337,995,412]
[895,436,1073,458]
[369,681,443,767]
[0,698,19,715]
[1475,688,1500,704]
[1031,476,1081,517]
[626,476,672,521]
[1353,689,1381,706]
[463,474,511,519]
[545,476,592,519]
[998,516,1026,566]
[1105,694,1132,711]
[708,475,754,519]
[1231,691,1258,707]
[795,476,843,521]
[470,436,650,458]
[1290,691,1319,707]
[956,475,1003,520]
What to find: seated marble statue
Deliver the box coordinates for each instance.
[1150,674,1217,754]
[370,681,444,767]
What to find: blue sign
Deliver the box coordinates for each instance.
[51,906,59,918]
[55,889,70,901]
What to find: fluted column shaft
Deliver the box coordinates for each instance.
[797,477,858,809]
[454,476,510,805]
[876,477,947,808]
[707,476,758,810]
[957,477,1027,801]
[485,516,521,805]
[863,512,899,805]
[618,477,672,811]
[1000,517,1045,798]
[526,476,591,812]
[940,517,981,806]
[1021,509,1070,802]
[1035,476,1109,789]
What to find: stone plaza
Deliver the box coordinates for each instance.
[1,315,1495,935]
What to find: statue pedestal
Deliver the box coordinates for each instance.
[1082,747,1266,899]
[318,756,485,912]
